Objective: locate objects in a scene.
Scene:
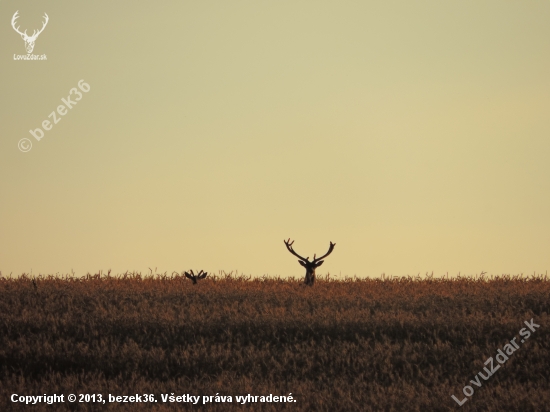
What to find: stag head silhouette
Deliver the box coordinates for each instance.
[284,239,336,286]
[11,11,49,54]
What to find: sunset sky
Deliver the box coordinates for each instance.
[1,1,549,278]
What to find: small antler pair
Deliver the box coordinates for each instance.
[184,270,208,285]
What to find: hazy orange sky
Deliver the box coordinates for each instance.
[1,1,549,278]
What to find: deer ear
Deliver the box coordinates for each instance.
[184,272,193,280]
[199,272,207,279]
[298,260,307,267]
[315,260,324,268]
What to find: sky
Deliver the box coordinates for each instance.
[1,0,549,278]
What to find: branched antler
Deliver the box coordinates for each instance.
[312,242,336,263]
[11,11,25,37]
[284,238,309,262]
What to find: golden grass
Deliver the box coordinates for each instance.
[0,272,549,411]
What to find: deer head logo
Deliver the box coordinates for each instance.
[11,11,49,54]
[284,239,336,286]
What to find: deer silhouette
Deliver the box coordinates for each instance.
[11,11,49,54]
[184,270,208,285]
[284,239,336,286]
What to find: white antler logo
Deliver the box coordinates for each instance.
[11,11,49,54]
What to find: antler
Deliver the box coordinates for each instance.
[284,239,309,262]
[11,11,26,37]
[184,269,207,284]
[11,11,48,40]
[312,242,336,263]
[30,13,49,40]
[184,270,195,281]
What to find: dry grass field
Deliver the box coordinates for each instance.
[0,272,549,411]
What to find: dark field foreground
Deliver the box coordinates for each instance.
[0,273,549,412]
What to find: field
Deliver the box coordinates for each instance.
[1,272,549,411]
